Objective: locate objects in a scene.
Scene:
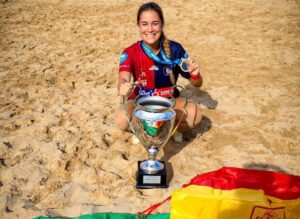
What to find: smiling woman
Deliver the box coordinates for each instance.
[116,2,203,142]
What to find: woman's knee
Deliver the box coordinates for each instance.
[115,100,134,131]
[115,107,127,131]
[194,104,203,127]
[186,102,202,128]
[174,98,202,129]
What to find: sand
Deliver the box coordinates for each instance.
[0,0,299,218]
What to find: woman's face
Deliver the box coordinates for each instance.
[138,10,163,48]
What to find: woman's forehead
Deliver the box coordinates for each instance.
[139,10,161,22]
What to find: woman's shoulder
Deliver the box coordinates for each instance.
[122,41,141,53]
[168,40,186,57]
[168,40,184,50]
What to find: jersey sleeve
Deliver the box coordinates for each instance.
[119,47,133,73]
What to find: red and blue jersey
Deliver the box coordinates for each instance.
[119,40,191,99]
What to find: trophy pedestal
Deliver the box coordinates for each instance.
[136,161,167,189]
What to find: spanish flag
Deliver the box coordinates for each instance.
[170,167,300,219]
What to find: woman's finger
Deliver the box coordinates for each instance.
[189,63,197,73]
[120,82,132,96]
[191,66,200,75]
[188,58,195,65]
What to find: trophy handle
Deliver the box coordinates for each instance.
[170,84,188,137]
[121,96,138,137]
[121,82,141,136]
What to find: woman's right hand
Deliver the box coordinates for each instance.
[119,82,133,97]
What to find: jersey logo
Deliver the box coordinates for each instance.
[149,65,159,71]
[164,66,173,76]
[138,87,174,98]
[119,53,128,64]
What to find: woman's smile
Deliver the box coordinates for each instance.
[138,9,163,51]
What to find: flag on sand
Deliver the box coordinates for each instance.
[35,167,300,219]
[170,167,300,219]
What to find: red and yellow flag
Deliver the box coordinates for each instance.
[170,167,300,219]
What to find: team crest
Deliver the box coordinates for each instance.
[164,66,173,76]
[119,53,128,64]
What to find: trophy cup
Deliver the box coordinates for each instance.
[131,95,176,189]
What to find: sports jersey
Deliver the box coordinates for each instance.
[119,40,191,99]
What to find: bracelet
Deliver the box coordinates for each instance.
[191,73,201,80]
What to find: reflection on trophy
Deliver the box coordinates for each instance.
[132,95,176,189]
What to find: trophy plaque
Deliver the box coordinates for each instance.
[132,96,176,189]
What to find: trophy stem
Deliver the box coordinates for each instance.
[139,147,164,174]
[148,147,158,161]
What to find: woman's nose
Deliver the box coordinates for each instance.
[147,24,153,32]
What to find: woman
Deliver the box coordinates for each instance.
[116,2,202,142]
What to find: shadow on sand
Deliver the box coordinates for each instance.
[161,115,212,185]
[161,86,217,185]
[242,162,290,174]
[183,84,218,109]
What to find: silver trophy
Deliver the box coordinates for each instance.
[131,95,176,188]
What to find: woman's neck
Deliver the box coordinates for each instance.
[143,41,160,54]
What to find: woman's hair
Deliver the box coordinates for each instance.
[137,2,171,58]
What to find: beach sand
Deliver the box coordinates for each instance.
[0,0,299,218]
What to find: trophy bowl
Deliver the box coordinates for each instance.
[132,95,176,188]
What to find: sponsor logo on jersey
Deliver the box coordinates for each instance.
[149,65,159,71]
[119,53,128,64]
[138,87,174,98]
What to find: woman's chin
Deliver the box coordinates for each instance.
[143,39,159,46]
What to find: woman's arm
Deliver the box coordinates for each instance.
[186,58,203,87]
[118,71,133,96]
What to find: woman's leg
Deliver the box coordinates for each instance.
[116,99,135,131]
[174,97,202,132]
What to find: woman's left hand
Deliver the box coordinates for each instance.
[183,57,202,87]
[185,57,200,77]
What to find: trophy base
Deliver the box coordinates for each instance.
[136,161,167,189]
